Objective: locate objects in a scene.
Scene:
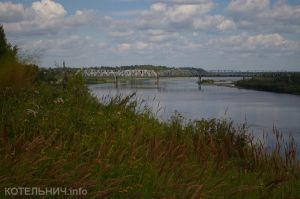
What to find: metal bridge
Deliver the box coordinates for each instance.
[82,68,299,79]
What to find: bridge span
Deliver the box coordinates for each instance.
[81,68,299,79]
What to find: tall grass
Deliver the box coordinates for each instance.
[0,73,299,198]
[0,60,37,90]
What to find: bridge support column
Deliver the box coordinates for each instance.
[198,75,202,84]
[115,75,119,88]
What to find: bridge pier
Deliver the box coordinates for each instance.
[115,75,119,88]
[155,73,160,85]
[197,75,202,84]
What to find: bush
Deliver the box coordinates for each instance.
[0,25,37,89]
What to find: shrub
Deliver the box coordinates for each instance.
[0,25,37,89]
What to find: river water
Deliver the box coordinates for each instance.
[89,77,300,145]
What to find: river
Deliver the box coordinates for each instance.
[89,77,300,146]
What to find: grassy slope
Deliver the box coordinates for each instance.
[0,74,300,198]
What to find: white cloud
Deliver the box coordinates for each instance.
[98,42,107,49]
[148,1,214,23]
[0,2,26,22]
[227,0,300,33]
[246,34,285,49]
[109,31,134,37]
[105,0,233,35]
[166,4,213,21]
[227,0,269,16]
[193,15,236,31]
[118,43,132,51]
[148,31,180,42]
[163,0,213,5]
[268,1,300,24]
[117,41,150,51]
[209,33,300,53]
[127,0,215,31]
[0,0,94,35]
[217,19,236,31]
[136,42,148,50]
[151,3,167,12]
[32,0,67,19]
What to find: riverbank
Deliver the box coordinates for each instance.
[201,79,236,87]
[1,71,300,198]
[235,75,300,95]
[1,24,299,198]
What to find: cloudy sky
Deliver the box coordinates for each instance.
[1,0,300,70]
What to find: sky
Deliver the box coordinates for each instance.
[0,0,300,71]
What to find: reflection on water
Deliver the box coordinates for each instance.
[89,77,300,145]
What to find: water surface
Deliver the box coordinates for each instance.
[89,77,300,144]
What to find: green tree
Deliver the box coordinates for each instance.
[0,24,37,89]
[0,25,18,63]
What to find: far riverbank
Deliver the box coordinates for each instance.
[234,74,300,95]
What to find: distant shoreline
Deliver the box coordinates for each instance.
[234,76,300,95]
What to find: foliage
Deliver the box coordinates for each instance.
[0,73,299,198]
[235,74,300,95]
[0,25,37,89]
[201,79,215,84]
[0,25,17,63]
